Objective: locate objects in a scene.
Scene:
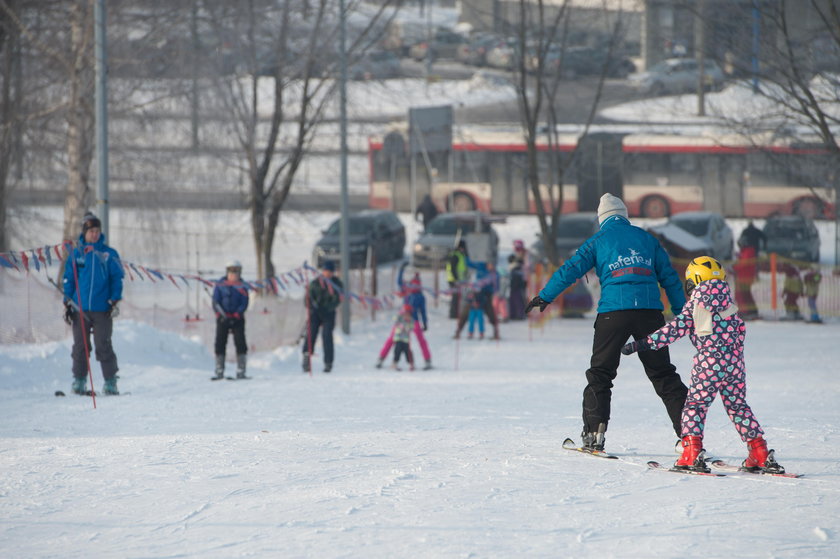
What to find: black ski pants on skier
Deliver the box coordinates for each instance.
[583,309,688,437]
[302,310,336,366]
[214,316,247,357]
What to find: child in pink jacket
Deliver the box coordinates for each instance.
[622,256,786,474]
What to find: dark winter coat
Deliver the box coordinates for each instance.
[213,278,249,317]
[540,215,685,315]
[63,232,124,312]
[308,275,343,316]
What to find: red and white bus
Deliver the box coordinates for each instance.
[368,125,836,219]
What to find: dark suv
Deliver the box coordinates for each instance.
[762,215,820,262]
[313,210,405,269]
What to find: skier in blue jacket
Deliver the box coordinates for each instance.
[212,260,250,380]
[63,213,124,396]
[525,194,688,453]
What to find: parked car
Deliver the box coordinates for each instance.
[628,58,725,95]
[762,215,820,262]
[348,50,401,80]
[413,212,500,268]
[648,211,734,261]
[485,37,519,70]
[535,45,636,79]
[408,28,468,61]
[456,32,502,66]
[529,212,600,261]
[313,210,405,269]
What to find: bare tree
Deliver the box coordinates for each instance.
[206,0,396,281]
[0,0,21,253]
[511,0,632,266]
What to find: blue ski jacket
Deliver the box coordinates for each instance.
[213,277,250,317]
[398,264,428,329]
[63,233,124,312]
[539,215,685,315]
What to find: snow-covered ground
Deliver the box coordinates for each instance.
[2,209,840,558]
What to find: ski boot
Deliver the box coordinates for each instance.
[103,377,119,395]
[235,354,247,379]
[213,355,225,380]
[423,360,433,371]
[323,362,332,373]
[581,423,607,452]
[72,376,87,395]
[302,352,311,373]
[742,436,785,474]
[375,358,383,369]
[673,435,711,473]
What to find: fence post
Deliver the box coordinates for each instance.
[770,252,777,319]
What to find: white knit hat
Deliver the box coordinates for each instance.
[597,193,628,224]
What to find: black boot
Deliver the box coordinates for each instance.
[213,355,225,380]
[236,354,247,379]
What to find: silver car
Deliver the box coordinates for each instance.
[629,58,725,96]
[413,212,499,269]
[649,211,734,261]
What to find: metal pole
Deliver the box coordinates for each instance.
[94,0,109,236]
[751,0,760,93]
[339,0,351,334]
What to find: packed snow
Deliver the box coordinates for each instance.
[2,212,839,558]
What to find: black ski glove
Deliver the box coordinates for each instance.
[63,303,75,325]
[525,295,549,314]
[621,339,650,355]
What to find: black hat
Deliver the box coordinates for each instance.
[322,260,336,272]
[81,212,102,234]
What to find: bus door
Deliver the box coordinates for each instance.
[576,133,624,211]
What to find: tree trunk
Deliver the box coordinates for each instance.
[63,0,95,241]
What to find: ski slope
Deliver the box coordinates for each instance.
[1,309,838,558]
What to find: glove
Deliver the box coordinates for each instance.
[63,303,75,325]
[621,339,650,355]
[107,300,120,319]
[524,295,549,314]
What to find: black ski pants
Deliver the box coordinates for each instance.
[214,317,247,357]
[302,310,336,366]
[71,311,118,380]
[583,309,688,437]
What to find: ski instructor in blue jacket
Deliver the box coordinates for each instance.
[63,212,124,396]
[525,193,688,453]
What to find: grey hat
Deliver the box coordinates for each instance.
[597,193,628,225]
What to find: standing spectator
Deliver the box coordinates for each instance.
[390,304,416,371]
[732,245,759,320]
[803,266,823,323]
[454,260,500,340]
[416,194,439,232]
[62,212,124,396]
[525,194,688,453]
[302,261,343,373]
[738,220,766,253]
[507,254,527,320]
[622,256,786,474]
[446,240,468,319]
[466,287,485,339]
[212,260,250,380]
[781,263,804,320]
[375,262,432,370]
[512,239,528,267]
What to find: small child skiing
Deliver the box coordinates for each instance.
[466,288,485,339]
[391,304,415,371]
[803,266,823,323]
[622,256,786,474]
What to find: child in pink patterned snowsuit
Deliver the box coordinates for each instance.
[623,258,785,474]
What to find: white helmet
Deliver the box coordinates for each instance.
[226,259,242,270]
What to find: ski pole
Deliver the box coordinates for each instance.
[69,251,97,409]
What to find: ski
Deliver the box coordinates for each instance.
[226,376,251,381]
[562,437,618,460]
[647,461,725,477]
[710,459,803,478]
[210,376,225,381]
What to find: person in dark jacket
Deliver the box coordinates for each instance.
[302,260,343,373]
[525,193,688,453]
[738,220,766,252]
[62,212,124,396]
[212,260,250,380]
[507,254,527,320]
[416,194,439,231]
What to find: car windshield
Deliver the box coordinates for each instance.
[556,219,596,237]
[766,221,808,237]
[671,217,709,237]
[325,218,373,236]
[427,217,481,235]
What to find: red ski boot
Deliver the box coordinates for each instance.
[674,435,710,472]
[742,436,785,474]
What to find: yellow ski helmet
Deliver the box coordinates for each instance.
[684,256,725,296]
